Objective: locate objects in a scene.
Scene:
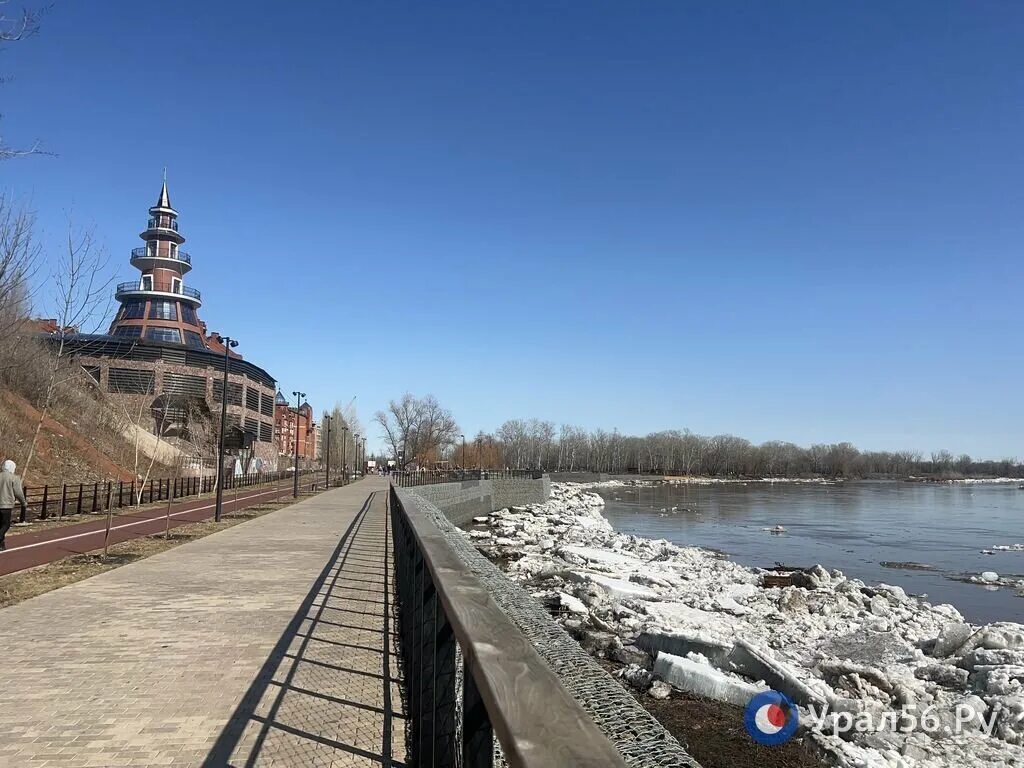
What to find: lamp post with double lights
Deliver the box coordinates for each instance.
[341,425,349,484]
[324,414,332,488]
[292,390,305,498]
[214,335,239,523]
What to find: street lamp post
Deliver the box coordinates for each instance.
[341,426,348,484]
[354,434,360,478]
[460,434,466,476]
[324,414,332,488]
[362,437,367,476]
[214,336,239,523]
[292,390,305,498]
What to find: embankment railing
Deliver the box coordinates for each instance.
[19,468,336,524]
[392,468,542,488]
[389,485,626,767]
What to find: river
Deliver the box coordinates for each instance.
[595,480,1024,625]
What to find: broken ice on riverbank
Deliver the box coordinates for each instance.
[467,483,1024,768]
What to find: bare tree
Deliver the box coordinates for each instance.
[21,219,112,481]
[1,3,50,161]
[375,393,459,469]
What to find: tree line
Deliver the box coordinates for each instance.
[375,395,1021,479]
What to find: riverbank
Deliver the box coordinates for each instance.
[572,476,1024,487]
[466,483,1024,767]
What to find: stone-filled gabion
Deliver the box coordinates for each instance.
[400,489,700,768]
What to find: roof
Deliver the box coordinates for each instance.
[156,179,171,209]
[275,391,288,406]
[44,333,278,388]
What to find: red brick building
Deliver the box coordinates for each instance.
[274,393,318,464]
[57,179,281,471]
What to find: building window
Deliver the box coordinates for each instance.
[245,387,260,411]
[113,325,142,338]
[181,304,198,325]
[141,275,153,291]
[260,392,274,417]
[213,380,243,406]
[120,301,146,320]
[163,373,206,398]
[148,300,178,321]
[146,327,182,344]
[184,331,205,349]
[81,365,101,385]
[108,368,155,394]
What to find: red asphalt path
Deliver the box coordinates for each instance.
[0,480,308,576]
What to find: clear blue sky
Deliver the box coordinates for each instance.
[3,2,1021,458]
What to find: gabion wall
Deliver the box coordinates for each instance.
[400,488,700,768]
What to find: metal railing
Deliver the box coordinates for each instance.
[131,246,191,265]
[18,468,323,524]
[390,486,626,767]
[146,219,179,232]
[392,468,542,488]
[116,281,202,300]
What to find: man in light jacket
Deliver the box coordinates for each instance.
[0,459,27,551]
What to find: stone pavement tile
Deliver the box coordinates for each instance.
[0,480,405,766]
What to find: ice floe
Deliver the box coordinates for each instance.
[467,483,1024,768]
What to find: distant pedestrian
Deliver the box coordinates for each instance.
[0,459,27,551]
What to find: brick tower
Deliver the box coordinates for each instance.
[109,177,207,348]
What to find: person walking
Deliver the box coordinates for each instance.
[0,459,27,551]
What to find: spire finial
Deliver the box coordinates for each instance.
[156,171,172,209]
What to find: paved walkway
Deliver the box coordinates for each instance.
[0,477,406,767]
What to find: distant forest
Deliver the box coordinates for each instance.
[373,396,1021,479]
[469,422,1022,480]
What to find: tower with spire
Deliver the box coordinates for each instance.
[109,177,207,348]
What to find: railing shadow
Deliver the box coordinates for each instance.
[202,491,405,767]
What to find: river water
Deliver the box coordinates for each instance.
[595,481,1024,625]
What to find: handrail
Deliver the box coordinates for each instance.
[146,219,179,232]
[392,468,541,487]
[131,246,191,264]
[391,486,627,768]
[116,281,201,300]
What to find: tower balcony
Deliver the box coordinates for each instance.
[116,280,202,306]
[130,246,192,274]
[140,225,185,243]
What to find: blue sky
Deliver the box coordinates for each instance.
[2,2,1021,458]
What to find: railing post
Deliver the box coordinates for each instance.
[92,482,99,513]
[433,592,457,766]
[118,481,124,508]
[77,483,84,515]
[463,668,494,768]
[40,485,48,521]
[23,486,31,522]
[60,484,67,517]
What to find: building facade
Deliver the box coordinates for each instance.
[274,394,318,464]
[59,180,280,471]
[109,180,206,347]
